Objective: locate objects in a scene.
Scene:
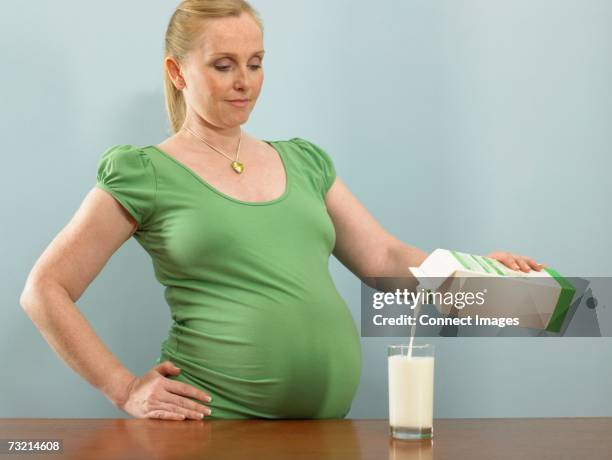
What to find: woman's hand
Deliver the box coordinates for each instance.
[118,361,213,420]
[487,251,546,273]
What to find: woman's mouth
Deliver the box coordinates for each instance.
[226,99,250,108]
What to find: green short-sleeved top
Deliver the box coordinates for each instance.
[95,138,362,419]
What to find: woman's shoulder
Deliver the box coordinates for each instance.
[270,136,321,149]
[269,137,331,159]
[275,137,334,167]
[95,143,156,230]
[272,137,336,194]
[97,143,156,173]
[99,143,151,161]
[96,143,156,186]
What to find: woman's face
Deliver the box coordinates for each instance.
[175,13,264,129]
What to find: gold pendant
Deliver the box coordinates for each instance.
[231,161,244,174]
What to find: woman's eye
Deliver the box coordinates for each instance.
[214,64,261,72]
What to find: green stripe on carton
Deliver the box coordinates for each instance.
[483,257,505,276]
[451,251,472,270]
[544,267,576,332]
[471,255,492,274]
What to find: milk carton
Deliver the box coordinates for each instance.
[408,249,576,332]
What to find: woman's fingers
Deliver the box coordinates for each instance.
[490,252,542,273]
[146,401,203,420]
[165,379,212,404]
[158,400,207,420]
[493,252,521,271]
[160,391,212,417]
[516,257,531,272]
[524,256,544,271]
[147,409,185,420]
[488,251,547,274]
[507,255,521,271]
[505,253,531,272]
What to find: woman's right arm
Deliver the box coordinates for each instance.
[19,187,212,420]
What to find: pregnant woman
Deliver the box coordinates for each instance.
[20,0,544,421]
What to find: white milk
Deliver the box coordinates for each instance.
[388,355,434,431]
[407,297,424,357]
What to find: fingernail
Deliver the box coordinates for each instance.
[207,396,212,402]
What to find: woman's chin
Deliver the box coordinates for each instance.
[228,113,251,126]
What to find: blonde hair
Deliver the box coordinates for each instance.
[163,0,264,134]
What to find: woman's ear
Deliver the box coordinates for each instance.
[165,56,186,90]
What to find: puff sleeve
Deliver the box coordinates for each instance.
[95,144,156,230]
[291,137,337,197]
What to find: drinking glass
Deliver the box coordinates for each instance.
[387,344,435,440]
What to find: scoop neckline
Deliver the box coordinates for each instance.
[145,140,290,206]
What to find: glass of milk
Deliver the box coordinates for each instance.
[387,344,435,440]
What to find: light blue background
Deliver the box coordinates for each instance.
[2,0,611,418]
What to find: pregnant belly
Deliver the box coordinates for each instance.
[159,295,362,419]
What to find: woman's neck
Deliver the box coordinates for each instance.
[180,117,244,153]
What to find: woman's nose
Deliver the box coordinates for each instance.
[232,66,250,91]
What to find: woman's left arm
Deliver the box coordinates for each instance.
[325,177,546,290]
[325,177,428,291]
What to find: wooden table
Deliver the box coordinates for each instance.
[1,418,610,459]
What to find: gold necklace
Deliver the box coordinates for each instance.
[184,126,244,174]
